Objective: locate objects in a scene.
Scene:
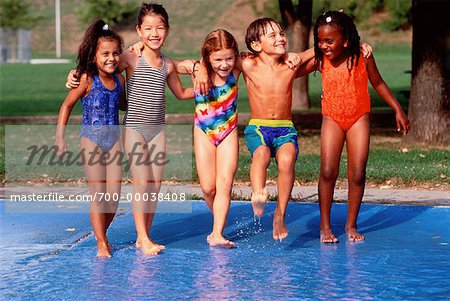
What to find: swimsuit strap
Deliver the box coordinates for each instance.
[92,74,101,88]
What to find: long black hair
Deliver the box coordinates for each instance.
[76,19,123,78]
[313,10,360,71]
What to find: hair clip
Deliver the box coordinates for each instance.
[102,24,109,31]
[326,17,332,23]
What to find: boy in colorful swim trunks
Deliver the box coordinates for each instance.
[240,18,314,241]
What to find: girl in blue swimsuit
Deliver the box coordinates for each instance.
[55,20,126,258]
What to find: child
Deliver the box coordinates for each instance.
[239,18,315,241]
[55,19,126,258]
[133,28,301,247]
[66,3,199,255]
[117,3,196,255]
[298,11,410,242]
[194,29,241,248]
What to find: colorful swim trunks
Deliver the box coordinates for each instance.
[244,119,299,158]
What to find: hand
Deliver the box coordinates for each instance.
[360,42,373,58]
[55,138,68,157]
[128,41,144,57]
[66,69,80,89]
[395,111,410,135]
[239,52,255,60]
[285,52,302,70]
[192,63,210,95]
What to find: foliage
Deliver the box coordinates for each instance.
[312,0,410,31]
[0,0,43,29]
[312,0,381,25]
[263,0,281,21]
[76,0,139,26]
[383,0,412,31]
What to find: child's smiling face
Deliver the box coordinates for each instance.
[253,22,287,56]
[317,24,348,61]
[208,48,236,80]
[94,39,121,75]
[137,14,169,51]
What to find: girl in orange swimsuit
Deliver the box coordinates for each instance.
[304,11,410,243]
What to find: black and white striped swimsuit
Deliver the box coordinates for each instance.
[124,55,168,143]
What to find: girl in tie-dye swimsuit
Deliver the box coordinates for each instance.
[193,29,243,248]
[194,73,238,146]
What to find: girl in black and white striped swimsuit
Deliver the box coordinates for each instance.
[124,55,167,143]
[116,3,195,256]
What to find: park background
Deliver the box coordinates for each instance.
[0,0,448,191]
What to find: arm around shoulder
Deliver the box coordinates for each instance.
[117,73,127,111]
[296,57,317,78]
[166,64,194,100]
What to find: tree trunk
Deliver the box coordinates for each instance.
[279,0,312,111]
[407,0,450,143]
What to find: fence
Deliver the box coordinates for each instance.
[0,28,31,63]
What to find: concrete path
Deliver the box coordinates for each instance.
[2,183,449,206]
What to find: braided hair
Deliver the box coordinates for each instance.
[313,10,360,71]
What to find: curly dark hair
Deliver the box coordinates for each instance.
[76,19,123,78]
[313,10,360,71]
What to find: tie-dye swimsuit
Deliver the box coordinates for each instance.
[194,74,238,146]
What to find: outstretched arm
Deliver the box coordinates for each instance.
[365,56,410,135]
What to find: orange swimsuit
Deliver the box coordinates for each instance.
[321,55,371,131]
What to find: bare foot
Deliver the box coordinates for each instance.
[346,228,365,242]
[207,234,236,248]
[136,238,166,256]
[97,242,112,258]
[251,188,268,218]
[106,241,113,251]
[320,228,338,243]
[273,210,288,241]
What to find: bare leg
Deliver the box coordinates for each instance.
[318,117,345,243]
[144,131,165,241]
[273,143,296,241]
[104,140,122,250]
[81,138,110,258]
[250,146,271,217]
[194,126,216,212]
[208,130,238,248]
[345,114,370,241]
[124,129,164,256]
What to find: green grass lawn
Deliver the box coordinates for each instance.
[0,125,450,189]
[0,43,411,116]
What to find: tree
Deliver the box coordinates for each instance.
[0,0,41,29]
[279,0,313,110]
[76,0,139,26]
[407,0,450,143]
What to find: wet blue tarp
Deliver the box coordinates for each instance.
[1,201,449,300]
